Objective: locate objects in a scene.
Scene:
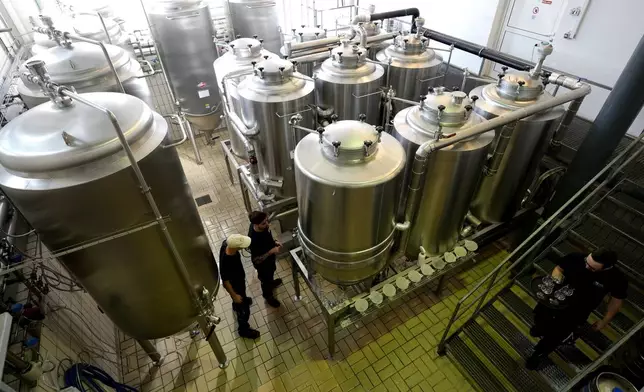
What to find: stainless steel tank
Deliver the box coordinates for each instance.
[0,92,218,340]
[393,88,493,257]
[228,0,282,54]
[72,13,131,52]
[314,40,384,125]
[469,70,565,223]
[147,0,221,131]
[237,58,314,198]
[17,42,152,109]
[214,37,276,159]
[363,21,392,60]
[281,26,327,77]
[295,120,405,284]
[376,31,443,114]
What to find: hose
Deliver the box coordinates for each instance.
[64,363,137,392]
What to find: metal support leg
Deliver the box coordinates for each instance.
[137,339,163,365]
[223,150,234,185]
[432,275,446,296]
[237,170,253,213]
[292,258,301,301]
[197,316,229,369]
[327,315,336,357]
[185,121,203,165]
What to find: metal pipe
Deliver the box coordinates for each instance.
[0,199,9,227]
[484,122,516,176]
[289,51,330,64]
[183,118,203,164]
[161,115,188,148]
[352,8,420,30]
[96,12,112,44]
[365,32,398,44]
[137,339,163,364]
[270,207,299,222]
[288,44,336,58]
[290,36,341,52]
[550,96,583,148]
[59,88,204,314]
[546,34,644,216]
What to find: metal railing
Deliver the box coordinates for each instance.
[438,129,644,356]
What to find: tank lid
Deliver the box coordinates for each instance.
[0,92,154,173]
[292,25,327,42]
[391,34,427,55]
[359,21,381,36]
[20,42,128,86]
[72,13,121,37]
[229,37,263,58]
[253,58,294,83]
[320,120,382,163]
[330,40,368,69]
[495,70,544,101]
[406,87,476,138]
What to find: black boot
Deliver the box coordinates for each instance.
[272,278,283,289]
[239,328,260,339]
[265,297,281,308]
[526,352,545,370]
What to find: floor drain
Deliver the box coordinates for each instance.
[195,194,212,206]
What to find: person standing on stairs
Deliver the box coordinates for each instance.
[248,211,283,308]
[526,248,627,370]
[219,234,261,339]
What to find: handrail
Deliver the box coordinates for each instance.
[437,128,644,353]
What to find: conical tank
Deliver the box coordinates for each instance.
[214,37,276,159]
[295,120,405,284]
[469,69,565,223]
[393,88,493,257]
[17,42,152,109]
[0,92,218,340]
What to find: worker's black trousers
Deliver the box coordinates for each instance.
[231,285,251,333]
[532,303,588,355]
[255,258,277,299]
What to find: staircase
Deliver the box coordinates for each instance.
[439,134,644,391]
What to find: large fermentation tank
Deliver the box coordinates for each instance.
[315,41,384,125]
[147,0,221,131]
[17,42,152,108]
[281,26,327,77]
[0,92,218,339]
[214,37,275,159]
[228,0,282,54]
[469,70,565,223]
[376,31,442,114]
[393,88,493,257]
[237,58,314,198]
[362,21,392,60]
[295,120,405,284]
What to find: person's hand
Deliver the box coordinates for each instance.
[592,319,608,331]
[232,294,243,304]
[270,246,281,255]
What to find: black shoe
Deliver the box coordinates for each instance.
[526,353,544,370]
[272,278,283,289]
[530,326,544,338]
[238,328,260,339]
[265,297,281,308]
[244,297,253,306]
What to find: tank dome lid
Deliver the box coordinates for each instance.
[292,26,327,41]
[72,13,121,37]
[329,40,368,68]
[411,87,474,131]
[360,21,381,36]
[20,42,128,87]
[391,34,428,55]
[229,37,263,58]
[320,120,382,162]
[0,92,154,173]
[253,58,294,82]
[494,71,544,102]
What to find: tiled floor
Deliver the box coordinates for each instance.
[118,132,507,392]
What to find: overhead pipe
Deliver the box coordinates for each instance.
[352,8,420,31]
[545,35,644,216]
[397,79,591,252]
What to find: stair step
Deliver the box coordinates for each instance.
[447,336,508,392]
[463,321,554,392]
[595,302,635,333]
[499,289,611,355]
[481,306,571,389]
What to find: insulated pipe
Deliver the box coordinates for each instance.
[545,35,644,216]
[550,97,583,148]
[289,51,330,65]
[484,122,517,176]
[352,8,420,30]
[397,81,591,252]
[290,36,341,52]
[366,32,398,44]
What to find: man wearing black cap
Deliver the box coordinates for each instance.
[526,248,627,369]
[219,234,260,339]
[248,211,282,308]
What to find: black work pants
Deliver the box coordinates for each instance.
[255,258,276,299]
[230,282,251,333]
[532,303,588,355]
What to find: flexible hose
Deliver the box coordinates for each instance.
[64,363,138,392]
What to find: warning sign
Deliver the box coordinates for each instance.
[542,0,552,4]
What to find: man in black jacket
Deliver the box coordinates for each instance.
[248,211,282,308]
[526,248,627,369]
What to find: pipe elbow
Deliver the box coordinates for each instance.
[394,220,410,231]
[352,14,371,25]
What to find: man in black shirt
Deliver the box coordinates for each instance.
[248,211,282,308]
[219,234,260,339]
[526,248,627,369]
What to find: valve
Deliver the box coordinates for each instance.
[253,34,258,39]
[330,114,339,123]
[358,113,367,122]
[264,55,269,60]
[317,126,325,143]
[375,126,383,142]
[332,141,341,157]
[363,140,373,155]
[251,61,257,68]
[419,94,426,109]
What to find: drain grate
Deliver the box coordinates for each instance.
[195,194,212,206]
